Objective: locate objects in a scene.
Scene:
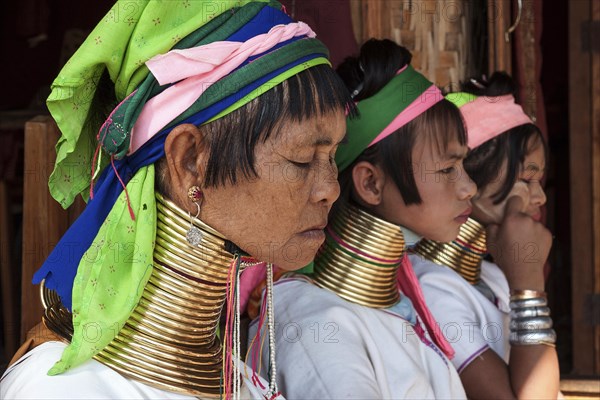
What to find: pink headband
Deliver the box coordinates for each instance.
[460,95,532,149]
[128,22,315,155]
[369,84,443,146]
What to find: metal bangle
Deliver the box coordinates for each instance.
[509,297,547,309]
[510,289,547,300]
[510,306,551,319]
[510,316,553,331]
[509,329,557,346]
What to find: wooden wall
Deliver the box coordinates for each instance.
[350,0,474,88]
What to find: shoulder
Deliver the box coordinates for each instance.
[1,342,194,400]
[410,253,459,279]
[410,253,473,296]
[272,276,368,321]
[272,276,422,342]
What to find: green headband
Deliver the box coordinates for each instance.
[335,65,438,172]
[445,92,478,108]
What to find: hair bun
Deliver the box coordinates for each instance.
[462,71,517,97]
[337,39,412,101]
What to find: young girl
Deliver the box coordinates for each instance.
[248,39,475,399]
[412,72,560,399]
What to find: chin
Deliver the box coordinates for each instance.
[275,257,315,272]
[429,227,460,243]
[274,246,320,271]
[274,237,324,271]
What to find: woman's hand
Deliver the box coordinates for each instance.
[485,194,552,292]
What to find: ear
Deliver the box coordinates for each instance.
[163,123,208,210]
[351,161,386,206]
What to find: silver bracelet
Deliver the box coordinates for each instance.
[510,306,551,319]
[509,329,557,346]
[509,297,547,309]
[510,316,553,331]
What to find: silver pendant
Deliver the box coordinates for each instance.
[186,226,203,246]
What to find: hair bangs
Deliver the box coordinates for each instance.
[415,99,467,160]
[379,99,467,206]
[200,64,355,188]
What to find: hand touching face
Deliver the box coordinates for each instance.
[472,139,546,225]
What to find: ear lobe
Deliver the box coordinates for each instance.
[351,161,385,206]
[163,124,208,207]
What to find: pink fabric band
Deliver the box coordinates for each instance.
[128,22,315,155]
[239,263,267,313]
[397,254,455,359]
[461,95,532,148]
[369,84,443,146]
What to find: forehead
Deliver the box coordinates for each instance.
[275,110,346,147]
[524,141,546,164]
[413,134,468,162]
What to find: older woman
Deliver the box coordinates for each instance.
[1,1,352,399]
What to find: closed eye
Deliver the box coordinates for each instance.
[438,166,455,174]
[290,160,311,169]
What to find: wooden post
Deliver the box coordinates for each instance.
[568,0,600,376]
[592,0,600,376]
[487,0,512,74]
[20,116,85,342]
[0,181,18,357]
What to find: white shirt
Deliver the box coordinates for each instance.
[411,254,511,372]
[248,276,466,399]
[1,341,278,400]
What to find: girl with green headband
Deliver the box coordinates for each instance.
[1,1,356,399]
[412,72,560,399]
[248,39,475,399]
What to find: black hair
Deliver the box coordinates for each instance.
[149,64,355,193]
[336,39,467,208]
[461,72,548,204]
[199,64,356,188]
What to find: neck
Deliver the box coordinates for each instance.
[313,201,406,308]
[42,192,250,398]
[413,217,487,285]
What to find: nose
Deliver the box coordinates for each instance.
[310,159,341,207]
[458,165,477,201]
[528,181,547,207]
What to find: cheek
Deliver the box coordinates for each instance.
[416,178,454,208]
[253,179,310,235]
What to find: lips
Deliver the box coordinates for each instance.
[454,207,472,223]
[299,222,327,241]
[303,222,327,232]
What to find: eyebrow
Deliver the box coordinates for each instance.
[306,132,348,147]
[313,137,333,146]
[443,151,468,161]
